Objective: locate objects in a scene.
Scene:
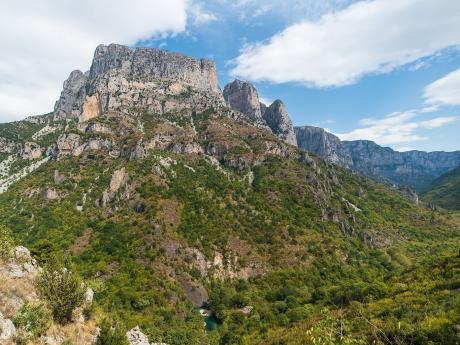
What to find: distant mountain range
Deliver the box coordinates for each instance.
[295,126,460,191]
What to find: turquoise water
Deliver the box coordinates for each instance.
[199,309,219,331]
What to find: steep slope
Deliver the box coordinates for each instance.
[0,44,459,345]
[295,125,460,190]
[422,164,460,210]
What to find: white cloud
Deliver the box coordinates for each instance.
[0,0,189,122]
[336,111,459,146]
[231,0,460,87]
[336,111,428,145]
[420,116,458,129]
[189,3,218,25]
[423,68,460,107]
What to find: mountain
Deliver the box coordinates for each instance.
[295,125,460,191]
[422,164,460,210]
[0,44,459,345]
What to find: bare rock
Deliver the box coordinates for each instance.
[262,100,297,146]
[56,133,82,157]
[0,137,18,154]
[54,70,88,119]
[79,93,103,123]
[21,142,42,160]
[223,79,262,122]
[42,188,58,200]
[110,167,129,193]
[0,312,16,341]
[126,326,150,345]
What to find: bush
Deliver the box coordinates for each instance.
[36,259,85,324]
[96,319,129,345]
[0,224,14,258]
[12,302,51,341]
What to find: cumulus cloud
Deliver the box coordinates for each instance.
[335,111,459,145]
[0,0,190,122]
[423,68,460,107]
[189,3,218,25]
[231,0,460,87]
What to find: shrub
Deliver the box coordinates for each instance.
[12,302,51,341]
[0,224,14,258]
[36,259,85,324]
[96,319,129,345]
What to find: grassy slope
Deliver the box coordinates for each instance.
[423,165,460,210]
[0,111,459,344]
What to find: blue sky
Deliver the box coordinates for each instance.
[1,0,460,152]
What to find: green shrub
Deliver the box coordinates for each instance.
[12,302,51,340]
[96,320,129,345]
[0,224,14,258]
[36,260,85,324]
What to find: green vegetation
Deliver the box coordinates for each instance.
[0,224,14,258]
[423,165,460,210]
[12,302,51,341]
[0,111,459,344]
[36,259,86,324]
[96,320,129,345]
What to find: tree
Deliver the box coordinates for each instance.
[36,258,85,324]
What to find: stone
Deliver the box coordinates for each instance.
[241,305,253,315]
[223,79,262,122]
[54,170,66,184]
[54,70,88,119]
[126,326,150,345]
[0,137,17,154]
[109,167,129,193]
[56,133,81,157]
[0,312,16,341]
[21,141,42,160]
[79,93,103,123]
[262,100,297,146]
[43,188,59,200]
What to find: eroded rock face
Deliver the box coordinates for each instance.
[126,326,150,345]
[55,133,82,157]
[0,137,18,154]
[21,142,42,160]
[79,93,102,123]
[110,167,129,193]
[0,312,16,341]
[223,79,262,122]
[54,70,88,119]
[263,100,297,146]
[295,126,353,168]
[54,44,222,120]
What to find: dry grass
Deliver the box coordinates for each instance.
[0,272,39,318]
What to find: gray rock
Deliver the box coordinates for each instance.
[0,137,18,154]
[54,70,88,119]
[126,326,150,345]
[21,141,42,160]
[0,312,16,341]
[295,125,460,191]
[295,126,354,168]
[262,100,297,146]
[223,79,262,122]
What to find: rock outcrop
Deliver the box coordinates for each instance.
[262,100,297,146]
[223,80,297,146]
[223,79,263,122]
[54,44,223,121]
[54,70,88,119]
[295,126,353,168]
[295,125,460,191]
[21,142,42,160]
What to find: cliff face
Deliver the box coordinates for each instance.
[295,126,353,168]
[223,79,297,146]
[295,126,460,191]
[54,44,223,121]
[262,100,297,146]
[223,79,263,122]
[344,140,460,190]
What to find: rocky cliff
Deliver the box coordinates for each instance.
[295,125,460,190]
[54,44,223,121]
[294,126,353,168]
[223,79,297,146]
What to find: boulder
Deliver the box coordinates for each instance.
[0,312,16,341]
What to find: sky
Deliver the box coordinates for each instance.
[1,0,460,152]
